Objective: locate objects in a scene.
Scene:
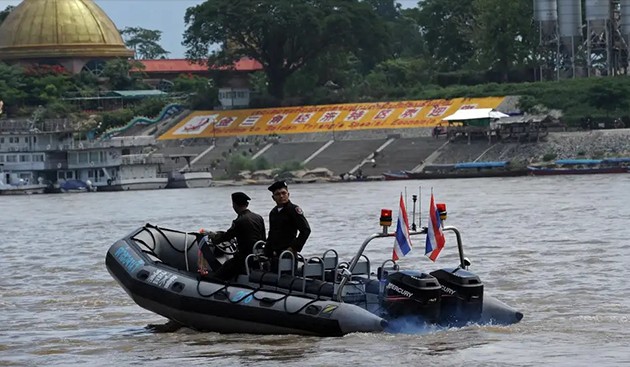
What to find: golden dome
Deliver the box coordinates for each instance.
[0,0,134,60]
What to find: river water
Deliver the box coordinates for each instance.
[1,175,629,366]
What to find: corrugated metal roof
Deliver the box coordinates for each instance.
[554,159,601,165]
[443,108,508,121]
[137,57,263,73]
[107,90,167,98]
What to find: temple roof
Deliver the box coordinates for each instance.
[0,0,134,60]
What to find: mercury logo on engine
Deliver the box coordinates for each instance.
[386,283,414,298]
[441,285,456,295]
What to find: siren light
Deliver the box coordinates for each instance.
[380,209,392,227]
[436,203,447,221]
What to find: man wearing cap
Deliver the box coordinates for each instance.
[202,192,266,280]
[265,181,311,260]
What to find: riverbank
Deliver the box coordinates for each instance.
[433,128,630,165]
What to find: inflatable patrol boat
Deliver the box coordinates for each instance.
[106,209,523,336]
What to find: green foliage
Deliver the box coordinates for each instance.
[102,59,146,90]
[120,27,170,60]
[133,97,170,119]
[413,0,476,71]
[0,5,14,25]
[273,161,304,179]
[542,153,557,162]
[172,74,218,109]
[471,0,536,81]
[100,109,136,132]
[225,155,253,177]
[253,157,270,171]
[0,63,28,111]
[183,0,390,100]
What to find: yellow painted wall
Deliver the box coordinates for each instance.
[159,96,506,140]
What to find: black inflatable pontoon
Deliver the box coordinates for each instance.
[106,222,522,336]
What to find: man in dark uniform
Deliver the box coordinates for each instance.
[200,192,266,280]
[265,181,311,259]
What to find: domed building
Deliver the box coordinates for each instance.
[0,0,133,74]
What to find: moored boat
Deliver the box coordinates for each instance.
[106,207,522,336]
[166,170,213,189]
[0,169,47,195]
[527,158,630,176]
[384,161,528,180]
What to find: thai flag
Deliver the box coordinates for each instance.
[425,193,446,261]
[392,194,412,260]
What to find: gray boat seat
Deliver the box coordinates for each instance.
[322,249,339,282]
[278,250,295,277]
[248,270,334,297]
[351,255,371,279]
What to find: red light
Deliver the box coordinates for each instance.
[380,208,393,227]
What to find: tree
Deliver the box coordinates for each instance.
[120,27,170,60]
[414,0,475,71]
[183,0,390,101]
[0,63,27,114]
[471,0,537,82]
[172,74,218,109]
[586,79,630,114]
[102,59,145,90]
[0,5,14,26]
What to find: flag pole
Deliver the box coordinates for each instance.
[411,193,417,231]
[418,186,422,228]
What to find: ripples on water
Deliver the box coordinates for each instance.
[1,175,629,366]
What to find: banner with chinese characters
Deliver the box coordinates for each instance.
[158,96,506,140]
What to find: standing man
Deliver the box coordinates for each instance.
[201,192,266,280]
[266,181,311,259]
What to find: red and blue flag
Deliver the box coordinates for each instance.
[392,194,412,260]
[425,193,445,261]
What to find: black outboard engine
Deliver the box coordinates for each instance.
[380,270,442,322]
[430,268,484,325]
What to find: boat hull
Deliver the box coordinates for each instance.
[406,169,528,180]
[527,167,628,176]
[0,184,46,195]
[97,179,168,191]
[106,224,521,335]
[166,171,213,189]
[106,237,386,336]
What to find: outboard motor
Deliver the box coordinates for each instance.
[430,268,484,325]
[380,270,442,322]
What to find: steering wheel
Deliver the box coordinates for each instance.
[213,239,239,256]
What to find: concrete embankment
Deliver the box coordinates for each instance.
[478,129,630,163]
[154,127,630,181]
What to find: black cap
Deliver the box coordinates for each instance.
[268,181,288,193]
[231,192,251,205]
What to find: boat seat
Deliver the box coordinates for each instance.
[351,255,371,279]
[300,257,325,292]
[278,250,295,277]
[248,270,334,297]
[322,249,339,282]
[297,257,326,280]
